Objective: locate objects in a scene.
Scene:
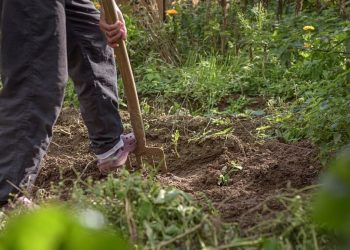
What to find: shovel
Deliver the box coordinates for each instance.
[99,0,167,172]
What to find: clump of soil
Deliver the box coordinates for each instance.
[36,108,322,227]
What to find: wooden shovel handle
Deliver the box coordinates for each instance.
[99,0,147,154]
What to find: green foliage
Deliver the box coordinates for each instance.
[68,2,349,160]
[166,1,228,55]
[70,170,238,249]
[136,54,252,113]
[262,10,350,158]
[0,207,130,250]
[64,80,79,108]
[128,3,350,158]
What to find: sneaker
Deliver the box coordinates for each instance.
[97,133,136,174]
[2,196,37,210]
[16,196,37,209]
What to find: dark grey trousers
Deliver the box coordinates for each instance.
[0,0,123,203]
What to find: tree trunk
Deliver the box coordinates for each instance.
[345,38,350,82]
[263,0,269,9]
[339,0,345,16]
[232,3,241,56]
[249,46,253,62]
[192,0,200,7]
[243,0,249,13]
[276,0,283,20]
[156,0,165,21]
[295,0,303,16]
[220,0,229,54]
[316,0,322,13]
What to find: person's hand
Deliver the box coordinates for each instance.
[99,10,127,48]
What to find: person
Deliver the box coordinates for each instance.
[0,0,135,206]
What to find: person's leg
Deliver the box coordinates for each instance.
[0,0,68,203]
[65,0,124,159]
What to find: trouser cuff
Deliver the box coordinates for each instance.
[95,138,124,160]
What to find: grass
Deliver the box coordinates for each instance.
[132,49,350,161]
[70,170,234,249]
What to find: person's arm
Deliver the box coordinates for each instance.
[99,4,127,48]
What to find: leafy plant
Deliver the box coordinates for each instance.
[217,161,243,186]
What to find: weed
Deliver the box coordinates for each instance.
[141,101,151,115]
[225,96,250,114]
[64,80,79,108]
[171,129,180,158]
[218,161,243,186]
[70,170,241,249]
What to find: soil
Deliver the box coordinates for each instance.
[35,108,322,227]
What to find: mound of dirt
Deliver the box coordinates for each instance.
[35,108,322,227]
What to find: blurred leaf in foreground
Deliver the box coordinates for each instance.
[313,148,350,242]
[0,207,131,250]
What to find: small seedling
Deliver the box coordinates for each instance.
[218,173,230,186]
[218,162,243,186]
[212,117,231,126]
[172,129,180,158]
[230,161,243,171]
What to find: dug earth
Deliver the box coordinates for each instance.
[36,108,321,228]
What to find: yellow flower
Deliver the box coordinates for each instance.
[303,25,315,31]
[303,42,311,49]
[166,9,178,15]
[94,2,101,10]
